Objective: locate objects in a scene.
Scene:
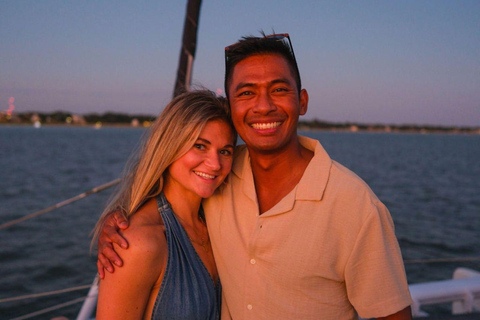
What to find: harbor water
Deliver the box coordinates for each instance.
[0,126,479,319]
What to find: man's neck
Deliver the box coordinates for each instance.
[248,138,313,214]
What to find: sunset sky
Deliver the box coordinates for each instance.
[1,0,479,127]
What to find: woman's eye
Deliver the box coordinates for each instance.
[194,143,206,150]
[220,149,232,156]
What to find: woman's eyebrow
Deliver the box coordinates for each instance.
[196,137,211,144]
[197,137,235,149]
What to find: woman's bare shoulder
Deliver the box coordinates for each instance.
[117,198,167,265]
[97,198,168,319]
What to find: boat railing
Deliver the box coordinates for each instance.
[0,179,119,320]
[75,276,99,320]
[409,267,480,317]
[0,179,120,231]
[1,180,480,319]
[64,267,480,320]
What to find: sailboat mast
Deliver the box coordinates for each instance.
[173,0,203,98]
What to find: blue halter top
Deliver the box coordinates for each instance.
[151,193,221,320]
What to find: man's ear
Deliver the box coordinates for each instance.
[299,89,309,115]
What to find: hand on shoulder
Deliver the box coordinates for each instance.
[96,199,167,319]
[111,198,167,276]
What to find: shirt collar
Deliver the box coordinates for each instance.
[232,136,332,203]
[295,136,332,201]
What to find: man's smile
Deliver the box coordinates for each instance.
[250,121,282,130]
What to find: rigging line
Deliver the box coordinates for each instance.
[404,257,480,264]
[0,178,121,230]
[0,284,92,303]
[9,296,88,320]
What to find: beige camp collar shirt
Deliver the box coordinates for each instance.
[204,136,412,320]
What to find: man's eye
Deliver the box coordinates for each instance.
[238,91,253,96]
[273,87,288,92]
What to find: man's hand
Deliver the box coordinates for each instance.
[97,211,130,279]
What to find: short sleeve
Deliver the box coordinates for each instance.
[344,200,412,318]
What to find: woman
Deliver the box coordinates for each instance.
[92,90,236,319]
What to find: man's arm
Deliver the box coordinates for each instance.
[378,306,412,320]
[96,211,130,279]
[345,199,412,318]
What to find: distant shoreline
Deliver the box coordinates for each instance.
[0,122,143,128]
[1,111,479,135]
[1,122,479,135]
[298,122,480,135]
[299,126,480,135]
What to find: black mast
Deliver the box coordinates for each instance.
[173,0,203,98]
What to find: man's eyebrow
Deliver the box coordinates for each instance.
[271,78,293,86]
[234,82,257,92]
[234,78,293,92]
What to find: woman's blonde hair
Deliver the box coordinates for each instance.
[91,90,235,247]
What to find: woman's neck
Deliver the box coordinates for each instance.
[162,182,202,226]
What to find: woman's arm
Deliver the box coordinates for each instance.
[96,222,167,319]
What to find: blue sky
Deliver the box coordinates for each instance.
[1,0,479,126]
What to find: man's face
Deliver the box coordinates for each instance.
[227,54,308,154]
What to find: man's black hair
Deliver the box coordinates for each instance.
[224,33,302,99]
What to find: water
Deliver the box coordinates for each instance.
[1,126,479,319]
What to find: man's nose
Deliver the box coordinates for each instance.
[253,90,277,114]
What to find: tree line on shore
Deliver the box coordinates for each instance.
[298,119,480,134]
[1,110,478,134]
[0,111,156,126]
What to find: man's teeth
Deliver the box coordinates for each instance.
[195,171,215,179]
[251,122,281,130]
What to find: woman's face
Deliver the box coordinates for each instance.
[166,119,235,199]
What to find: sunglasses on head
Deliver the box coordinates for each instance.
[224,33,297,65]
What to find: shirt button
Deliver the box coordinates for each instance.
[247,304,253,310]
[250,259,256,264]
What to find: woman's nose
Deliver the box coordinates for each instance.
[204,152,221,171]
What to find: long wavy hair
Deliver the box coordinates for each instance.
[91,90,236,247]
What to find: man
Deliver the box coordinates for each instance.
[97,33,412,319]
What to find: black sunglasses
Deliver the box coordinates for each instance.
[224,33,297,65]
